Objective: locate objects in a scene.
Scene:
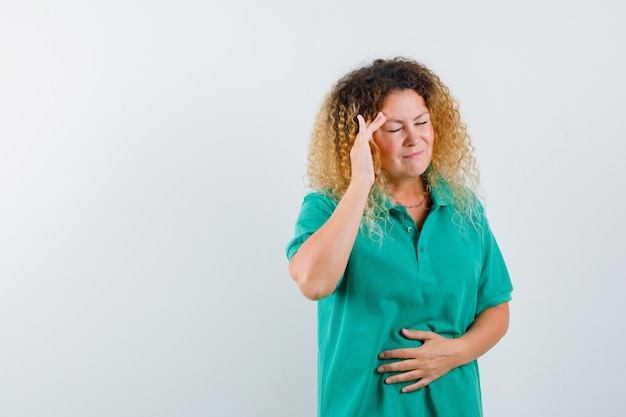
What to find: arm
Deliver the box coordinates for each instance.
[289,113,386,300]
[377,302,510,393]
[455,301,510,364]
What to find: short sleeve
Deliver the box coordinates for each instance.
[286,192,338,261]
[475,214,514,315]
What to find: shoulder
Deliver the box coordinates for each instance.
[301,191,339,210]
[430,180,482,214]
[430,180,491,233]
[293,191,340,225]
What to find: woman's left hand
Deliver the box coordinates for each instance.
[377,329,466,393]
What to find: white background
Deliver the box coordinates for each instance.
[1,0,625,416]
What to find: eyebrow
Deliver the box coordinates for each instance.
[384,112,429,124]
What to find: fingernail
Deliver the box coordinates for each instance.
[377,366,384,373]
[385,378,391,384]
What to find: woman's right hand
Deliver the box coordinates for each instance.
[289,111,387,300]
[351,112,387,187]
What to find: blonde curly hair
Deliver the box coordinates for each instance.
[307,57,480,237]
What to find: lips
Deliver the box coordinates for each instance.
[403,150,424,159]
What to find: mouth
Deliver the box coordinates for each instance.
[403,150,424,159]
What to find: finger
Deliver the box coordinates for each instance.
[366,111,387,132]
[356,114,367,136]
[383,370,424,385]
[378,348,415,360]
[377,359,420,374]
[401,328,435,341]
[401,377,432,393]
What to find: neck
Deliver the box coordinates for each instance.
[388,177,427,202]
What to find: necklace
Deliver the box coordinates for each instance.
[398,193,429,209]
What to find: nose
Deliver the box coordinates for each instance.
[404,125,419,146]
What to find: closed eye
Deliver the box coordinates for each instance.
[415,121,427,126]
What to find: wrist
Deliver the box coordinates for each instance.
[453,337,473,367]
[348,177,374,194]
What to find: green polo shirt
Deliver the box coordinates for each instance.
[287,185,513,417]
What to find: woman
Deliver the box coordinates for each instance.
[286,57,512,416]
